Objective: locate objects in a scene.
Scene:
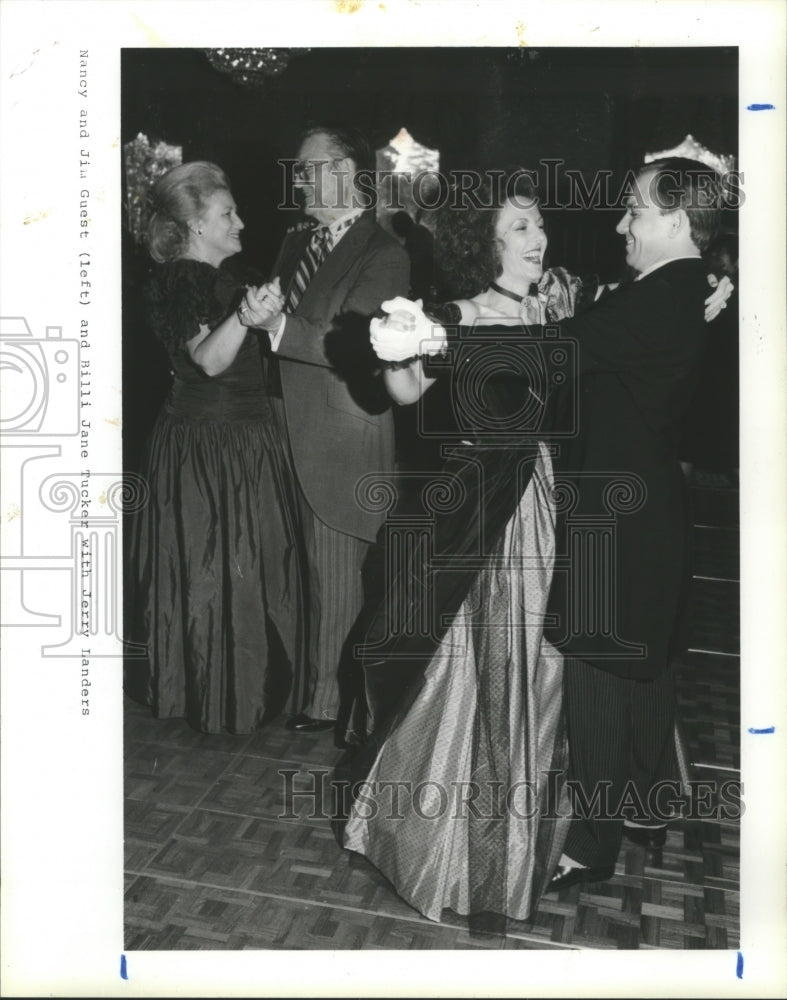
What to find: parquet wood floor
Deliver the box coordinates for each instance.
[124,479,740,950]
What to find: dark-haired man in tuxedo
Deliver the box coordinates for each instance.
[541,158,725,888]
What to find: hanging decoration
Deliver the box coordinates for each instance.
[375,128,441,226]
[202,48,309,88]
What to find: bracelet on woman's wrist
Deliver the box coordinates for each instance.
[236,304,250,327]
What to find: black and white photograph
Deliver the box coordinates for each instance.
[1,2,785,996]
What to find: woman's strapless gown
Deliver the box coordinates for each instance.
[343,444,569,922]
[125,260,307,733]
[339,269,588,922]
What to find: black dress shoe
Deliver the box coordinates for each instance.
[623,823,667,849]
[285,713,337,733]
[546,863,615,893]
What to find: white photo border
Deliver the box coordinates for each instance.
[1,1,785,996]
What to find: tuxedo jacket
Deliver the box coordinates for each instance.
[270,214,410,542]
[436,257,712,679]
[543,257,712,678]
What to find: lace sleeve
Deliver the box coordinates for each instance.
[145,260,240,354]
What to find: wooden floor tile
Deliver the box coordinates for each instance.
[125,741,237,808]
[124,699,255,755]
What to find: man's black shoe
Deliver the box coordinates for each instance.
[546,863,615,893]
[285,714,337,733]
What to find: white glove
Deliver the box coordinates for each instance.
[704,274,734,323]
[369,297,447,362]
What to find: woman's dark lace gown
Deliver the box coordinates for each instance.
[126,260,306,733]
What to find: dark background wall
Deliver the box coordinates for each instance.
[121,46,738,466]
[122,46,737,270]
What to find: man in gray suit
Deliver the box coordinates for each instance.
[244,125,410,733]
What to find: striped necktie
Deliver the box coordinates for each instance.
[286,226,333,311]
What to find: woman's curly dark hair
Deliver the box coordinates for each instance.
[435,168,540,299]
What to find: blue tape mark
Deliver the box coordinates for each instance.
[748,726,775,734]
[736,952,743,979]
[747,103,775,111]
[120,954,128,981]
